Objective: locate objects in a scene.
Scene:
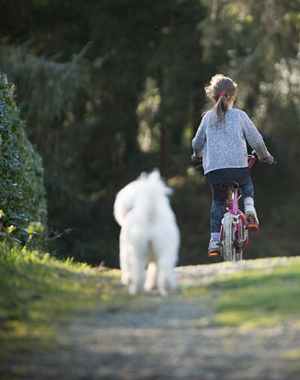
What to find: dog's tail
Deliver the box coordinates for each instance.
[136,170,172,220]
[114,169,172,226]
[113,183,135,226]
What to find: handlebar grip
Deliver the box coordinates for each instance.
[191,154,202,165]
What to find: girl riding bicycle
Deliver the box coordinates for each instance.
[191,74,274,259]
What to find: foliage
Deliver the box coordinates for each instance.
[0,73,47,245]
[0,45,90,124]
[200,0,300,141]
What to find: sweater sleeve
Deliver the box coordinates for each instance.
[192,113,208,157]
[242,112,270,160]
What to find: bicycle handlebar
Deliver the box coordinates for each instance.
[250,150,277,164]
[192,151,276,169]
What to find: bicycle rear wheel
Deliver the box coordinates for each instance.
[221,212,236,261]
[235,216,245,261]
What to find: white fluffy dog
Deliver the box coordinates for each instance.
[113,170,180,297]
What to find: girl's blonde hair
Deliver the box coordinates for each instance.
[205,74,237,125]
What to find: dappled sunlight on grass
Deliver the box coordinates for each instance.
[0,243,124,363]
[181,286,211,298]
[2,242,300,379]
[207,258,300,328]
[176,257,300,329]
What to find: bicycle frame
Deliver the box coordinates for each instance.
[219,154,257,261]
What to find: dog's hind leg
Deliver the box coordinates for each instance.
[128,254,146,295]
[120,255,131,286]
[144,262,158,292]
[157,256,176,297]
[119,238,131,286]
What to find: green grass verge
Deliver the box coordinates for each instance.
[207,257,300,328]
[1,243,300,364]
[0,243,124,362]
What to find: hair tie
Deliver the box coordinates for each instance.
[220,92,225,96]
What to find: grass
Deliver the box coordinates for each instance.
[1,242,300,368]
[0,243,124,363]
[206,257,300,328]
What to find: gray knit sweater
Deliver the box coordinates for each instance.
[192,108,270,175]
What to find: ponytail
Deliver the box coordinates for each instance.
[212,94,231,125]
[204,74,237,126]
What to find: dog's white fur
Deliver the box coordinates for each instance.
[114,170,180,297]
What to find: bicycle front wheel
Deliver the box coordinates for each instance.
[221,212,236,261]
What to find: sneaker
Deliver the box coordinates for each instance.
[208,240,223,263]
[245,207,259,233]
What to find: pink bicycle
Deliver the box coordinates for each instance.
[219,151,276,261]
[193,151,275,262]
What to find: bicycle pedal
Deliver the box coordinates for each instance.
[247,223,259,233]
[208,249,223,264]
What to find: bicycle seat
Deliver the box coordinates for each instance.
[220,182,239,190]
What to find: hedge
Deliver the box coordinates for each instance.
[0,72,47,244]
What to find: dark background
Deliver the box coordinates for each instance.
[0,0,299,267]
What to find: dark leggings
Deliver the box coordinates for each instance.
[210,177,254,233]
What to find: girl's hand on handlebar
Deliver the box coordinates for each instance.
[191,154,202,165]
[260,155,276,164]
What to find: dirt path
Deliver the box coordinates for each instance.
[4,261,300,380]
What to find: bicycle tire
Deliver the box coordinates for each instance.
[221,212,236,261]
[235,217,245,261]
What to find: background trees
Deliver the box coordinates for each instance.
[0,0,299,266]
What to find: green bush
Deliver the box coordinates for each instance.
[0,72,47,245]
